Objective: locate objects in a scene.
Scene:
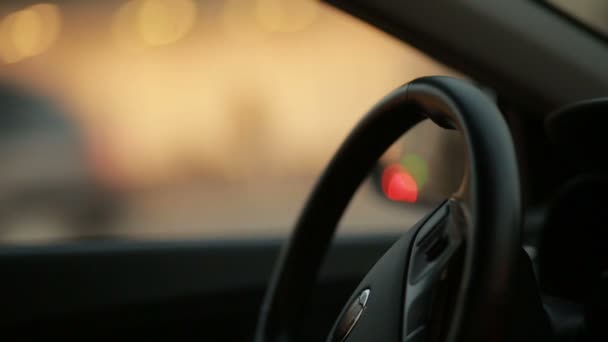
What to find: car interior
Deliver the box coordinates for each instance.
[1,0,607,341]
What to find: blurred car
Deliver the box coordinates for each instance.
[0,82,123,242]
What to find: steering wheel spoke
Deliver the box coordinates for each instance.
[328,200,468,342]
[403,200,466,341]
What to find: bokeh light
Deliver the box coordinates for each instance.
[255,0,319,33]
[401,154,429,189]
[381,163,419,203]
[0,3,62,63]
[136,0,197,46]
[112,0,197,50]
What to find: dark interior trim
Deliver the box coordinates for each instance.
[323,0,608,114]
[0,234,398,325]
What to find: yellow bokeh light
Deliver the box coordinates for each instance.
[136,0,197,46]
[0,3,62,63]
[0,12,27,63]
[255,0,319,33]
[112,0,197,49]
[9,10,43,59]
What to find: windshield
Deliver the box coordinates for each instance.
[0,1,464,244]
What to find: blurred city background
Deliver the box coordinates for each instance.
[0,0,472,244]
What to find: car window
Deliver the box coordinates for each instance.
[0,1,464,244]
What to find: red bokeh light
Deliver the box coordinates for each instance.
[381,163,418,203]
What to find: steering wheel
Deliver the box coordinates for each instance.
[255,76,522,342]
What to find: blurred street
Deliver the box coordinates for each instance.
[0,175,430,243]
[119,179,430,240]
[0,0,451,245]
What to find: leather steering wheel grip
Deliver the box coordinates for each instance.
[255,76,522,342]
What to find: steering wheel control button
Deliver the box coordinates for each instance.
[425,235,448,261]
[332,289,370,342]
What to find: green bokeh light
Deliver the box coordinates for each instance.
[400,154,429,189]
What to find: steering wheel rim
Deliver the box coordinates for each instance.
[255,76,521,342]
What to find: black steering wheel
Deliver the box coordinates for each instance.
[255,76,522,342]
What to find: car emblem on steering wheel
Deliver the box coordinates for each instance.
[332,289,370,342]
